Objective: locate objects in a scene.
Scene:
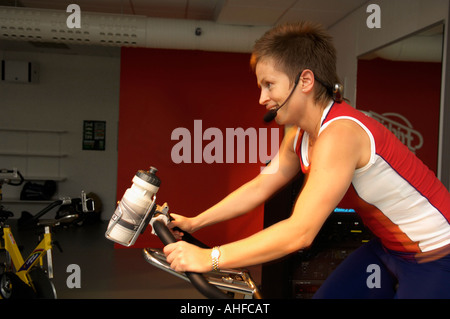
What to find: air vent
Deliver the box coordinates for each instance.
[0,6,269,53]
[29,41,70,49]
[0,7,146,47]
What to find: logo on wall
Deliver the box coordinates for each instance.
[367,111,423,154]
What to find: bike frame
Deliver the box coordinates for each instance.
[1,225,53,286]
[0,183,94,299]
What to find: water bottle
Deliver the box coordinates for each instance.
[105,167,161,246]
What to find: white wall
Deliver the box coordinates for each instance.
[0,49,120,219]
[328,0,449,183]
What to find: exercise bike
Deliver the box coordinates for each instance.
[143,203,262,299]
[0,169,95,298]
[106,167,261,299]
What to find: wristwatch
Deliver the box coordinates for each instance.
[211,246,221,271]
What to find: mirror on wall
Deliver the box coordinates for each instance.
[356,23,444,176]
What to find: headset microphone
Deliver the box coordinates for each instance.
[262,72,344,123]
[263,73,301,123]
[263,108,279,123]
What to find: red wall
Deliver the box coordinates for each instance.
[117,48,281,248]
[356,58,441,174]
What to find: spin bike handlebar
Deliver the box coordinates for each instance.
[151,219,230,299]
[0,168,24,186]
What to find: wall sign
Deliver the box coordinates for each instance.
[356,58,441,174]
[83,120,106,151]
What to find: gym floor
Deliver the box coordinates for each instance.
[3,219,261,299]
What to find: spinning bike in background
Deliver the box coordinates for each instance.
[105,167,262,299]
[0,169,95,299]
[0,169,24,201]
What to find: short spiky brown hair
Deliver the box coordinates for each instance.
[250,21,339,104]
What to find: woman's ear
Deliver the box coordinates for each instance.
[299,69,315,93]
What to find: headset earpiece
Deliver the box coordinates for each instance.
[333,83,344,103]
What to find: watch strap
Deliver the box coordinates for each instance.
[211,246,221,271]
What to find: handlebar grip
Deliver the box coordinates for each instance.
[173,227,210,249]
[152,220,230,299]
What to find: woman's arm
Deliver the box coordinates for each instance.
[164,120,370,272]
[169,127,302,233]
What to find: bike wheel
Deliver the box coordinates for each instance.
[0,272,36,299]
[29,267,57,299]
[0,272,13,299]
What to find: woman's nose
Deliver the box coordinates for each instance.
[259,89,270,106]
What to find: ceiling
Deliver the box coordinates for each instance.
[1,0,369,27]
[0,0,370,56]
[2,0,441,62]
[361,23,444,62]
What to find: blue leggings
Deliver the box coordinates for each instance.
[313,239,450,299]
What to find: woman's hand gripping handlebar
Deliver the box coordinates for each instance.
[150,204,230,299]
